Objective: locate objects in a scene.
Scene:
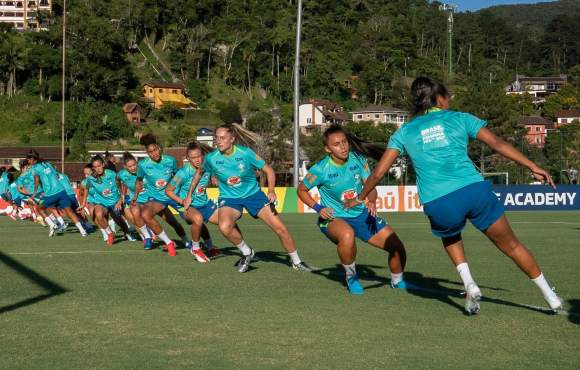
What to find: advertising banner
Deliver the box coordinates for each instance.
[492,185,580,211]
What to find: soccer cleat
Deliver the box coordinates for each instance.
[391,279,419,290]
[106,233,115,246]
[167,241,177,257]
[292,261,314,272]
[346,275,364,295]
[143,238,154,250]
[191,248,210,263]
[48,226,56,237]
[545,294,564,312]
[207,247,222,258]
[464,283,482,315]
[236,249,255,273]
[125,233,137,242]
[80,231,88,237]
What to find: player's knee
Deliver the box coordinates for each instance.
[191,213,203,226]
[218,221,233,234]
[341,229,355,244]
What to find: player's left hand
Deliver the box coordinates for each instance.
[366,200,377,217]
[183,196,192,210]
[267,190,277,204]
[115,200,123,211]
[531,166,556,189]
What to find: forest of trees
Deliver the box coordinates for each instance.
[0,0,579,182]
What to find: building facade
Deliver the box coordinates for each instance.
[0,0,51,31]
[506,75,567,103]
[555,109,580,127]
[350,105,409,127]
[298,99,349,133]
[518,116,554,147]
[143,81,197,110]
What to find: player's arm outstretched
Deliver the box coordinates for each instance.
[476,127,555,188]
[344,148,400,209]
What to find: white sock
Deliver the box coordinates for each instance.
[56,216,65,226]
[138,225,151,240]
[190,240,201,251]
[204,238,214,250]
[99,228,108,240]
[236,240,252,256]
[45,216,57,229]
[108,219,116,233]
[288,250,302,265]
[157,231,172,245]
[49,214,58,226]
[342,262,357,279]
[391,272,404,285]
[532,273,557,300]
[456,262,476,289]
[75,222,86,235]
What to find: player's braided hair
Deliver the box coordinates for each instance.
[322,124,386,161]
[410,76,450,115]
[122,151,136,165]
[217,123,262,150]
[186,141,213,155]
[26,149,44,163]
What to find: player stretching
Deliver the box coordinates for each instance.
[26,150,87,237]
[345,76,563,314]
[80,155,130,245]
[134,134,190,256]
[297,125,410,295]
[203,124,312,273]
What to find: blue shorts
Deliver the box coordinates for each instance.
[68,194,79,210]
[219,191,270,218]
[124,194,147,206]
[43,191,72,209]
[423,181,505,238]
[318,209,387,243]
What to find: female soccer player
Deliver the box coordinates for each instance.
[345,76,562,313]
[133,134,189,256]
[165,142,226,262]
[202,124,312,273]
[80,155,130,245]
[80,165,96,221]
[27,150,87,237]
[117,152,153,247]
[297,125,409,295]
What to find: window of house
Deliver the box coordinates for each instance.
[366,114,370,118]
[306,118,312,124]
[536,127,541,132]
[357,115,362,119]
[149,89,153,93]
[159,89,164,93]
[374,114,380,119]
[562,118,567,124]
[172,90,178,94]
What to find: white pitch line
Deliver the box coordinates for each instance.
[4,250,145,256]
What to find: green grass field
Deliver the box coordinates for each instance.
[1,212,579,369]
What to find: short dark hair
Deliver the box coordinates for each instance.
[410,76,450,115]
[139,133,158,146]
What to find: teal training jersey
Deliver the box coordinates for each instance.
[58,173,76,197]
[30,162,65,197]
[16,170,39,195]
[0,172,8,194]
[136,155,177,202]
[117,168,148,202]
[169,164,211,207]
[387,109,486,204]
[303,152,370,218]
[203,145,265,199]
[86,169,120,207]
[81,178,97,204]
[9,182,22,200]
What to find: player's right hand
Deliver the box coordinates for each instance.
[319,207,334,220]
[531,166,556,189]
[183,196,192,210]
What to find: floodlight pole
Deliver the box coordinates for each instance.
[61,0,66,172]
[292,0,303,187]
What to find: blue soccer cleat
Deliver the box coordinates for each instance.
[143,238,154,250]
[391,279,419,290]
[346,276,364,295]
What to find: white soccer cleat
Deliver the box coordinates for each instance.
[191,248,210,263]
[48,226,56,237]
[545,294,564,312]
[464,283,482,315]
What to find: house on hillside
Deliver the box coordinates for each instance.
[506,75,567,103]
[555,109,580,127]
[123,103,142,125]
[142,81,197,110]
[298,99,349,134]
[518,116,554,148]
[350,105,409,127]
[0,0,52,31]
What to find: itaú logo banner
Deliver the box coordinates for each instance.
[493,185,580,210]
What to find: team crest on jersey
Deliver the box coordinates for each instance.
[155,179,167,188]
[227,176,242,187]
[196,186,205,194]
[341,189,357,201]
[305,173,316,182]
[238,163,245,172]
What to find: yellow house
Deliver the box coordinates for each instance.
[142,81,197,110]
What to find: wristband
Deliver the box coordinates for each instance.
[312,203,325,213]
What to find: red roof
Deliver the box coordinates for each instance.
[123,103,140,113]
[0,147,69,161]
[555,109,580,118]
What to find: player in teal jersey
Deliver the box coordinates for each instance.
[26,150,87,237]
[16,160,48,226]
[134,134,189,256]
[298,125,409,295]
[346,77,562,313]
[166,142,226,263]
[80,155,130,245]
[117,152,153,246]
[203,124,312,273]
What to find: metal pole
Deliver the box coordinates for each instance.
[292,0,302,187]
[448,10,453,79]
[61,0,66,172]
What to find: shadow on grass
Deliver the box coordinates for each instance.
[403,272,555,316]
[568,299,580,325]
[0,251,67,314]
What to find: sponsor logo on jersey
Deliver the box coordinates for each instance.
[155,179,167,188]
[227,176,242,187]
[341,189,357,201]
[103,189,112,196]
[197,186,205,194]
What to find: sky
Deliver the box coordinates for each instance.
[447,0,556,12]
